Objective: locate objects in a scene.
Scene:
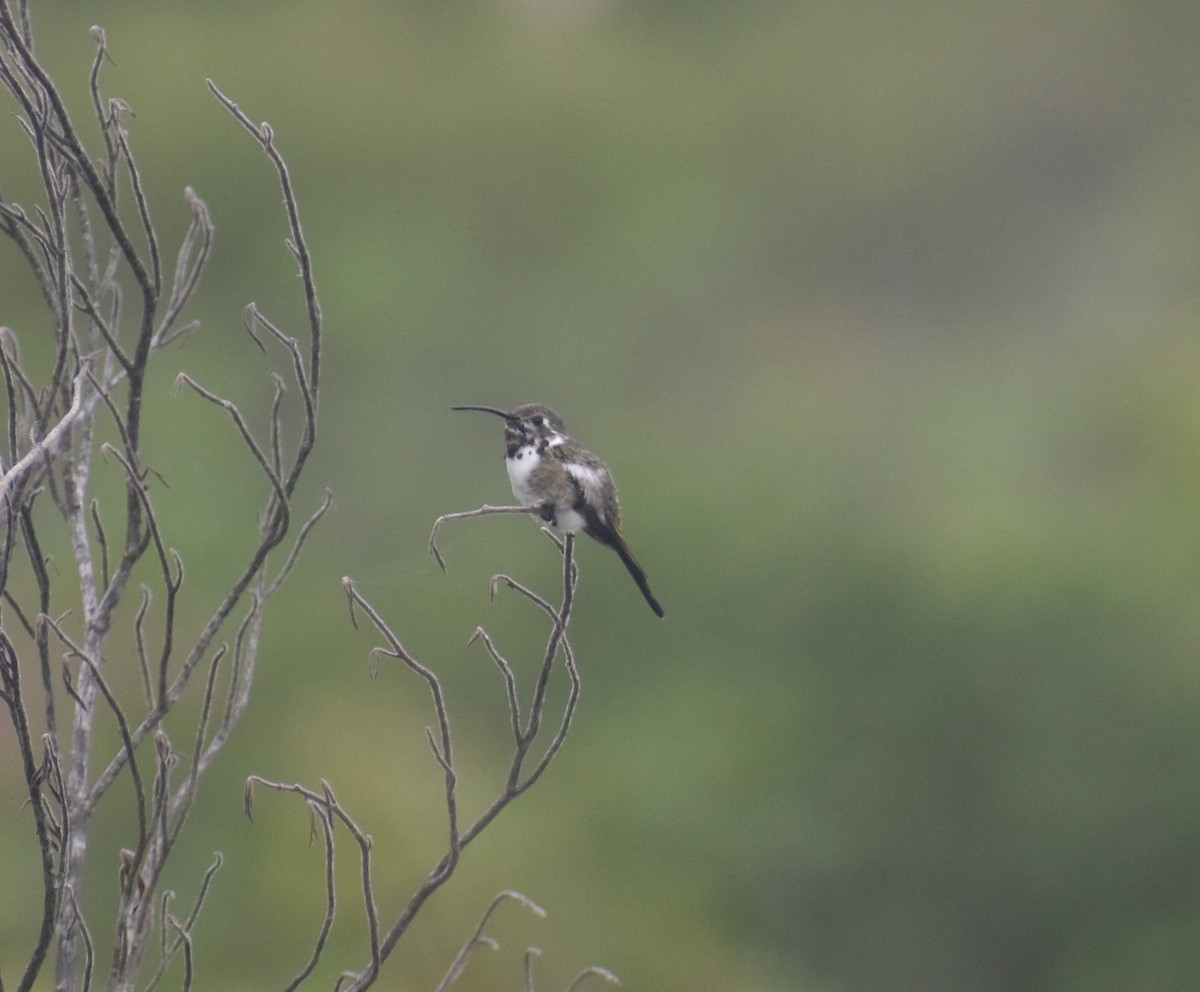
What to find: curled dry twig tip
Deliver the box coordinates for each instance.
[242,303,268,352]
[341,577,358,626]
[524,947,543,992]
[305,802,322,845]
[61,662,88,709]
[367,647,385,680]
[499,889,547,918]
[565,967,621,991]
[490,573,525,599]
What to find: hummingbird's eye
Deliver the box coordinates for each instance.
[531,416,544,426]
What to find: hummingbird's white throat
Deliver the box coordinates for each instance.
[505,433,588,534]
[505,441,543,504]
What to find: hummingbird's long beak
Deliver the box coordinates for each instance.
[451,404,515,422]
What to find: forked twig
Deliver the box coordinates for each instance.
[280,795,335,992]
[331,516,583,991]
[171,373,289,526]
[343,576,459,876]
[142,854,222,992]
[243,776,381,988]
[433,890,546,992]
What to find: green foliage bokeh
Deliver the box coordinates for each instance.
[4,2,1200,990]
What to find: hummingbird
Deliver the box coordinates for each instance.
[452,403,664,618]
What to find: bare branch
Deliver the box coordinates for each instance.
[143,852,222,992]
[71,281,132,377]
[205,80,322,413]
[39,613,148,850]
[280,798,335,992]
[518,535,574,748]
[0,629,60,991]
[434,891,547,992]
[427,503,543,572]
[154,187,212,346]
[563,967,621,991]
[167,645,226,845]
[490,572,561,621]
[243,303,314,427]
[133,585,152,705]
[268,371,286,480]
[0,5,157,309]
[342,579,459,872]
[164,914,194,992]
[63,884,94,992]
[0,363,89,505]
[89,500,109,591]
[0,330,24,465]
[244,777,381,986]
[113,121,162,296]
[171,374,288,525]
[265,490,333,598]
[468,625,522,740]
[18,503,58,746]
[60,661,87,710]
[98,441,181,708]
[337,516,584,989]
[219,595,261,736]
[524,949,545,992]
[0,198,57,313]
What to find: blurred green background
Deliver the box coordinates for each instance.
[4,1,1200,990]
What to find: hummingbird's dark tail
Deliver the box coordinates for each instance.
[598,527,665,618]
